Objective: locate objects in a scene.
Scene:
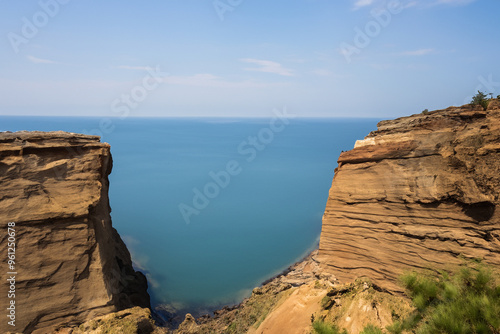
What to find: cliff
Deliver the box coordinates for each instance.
[317,100,500,292]
[0,131,150,333]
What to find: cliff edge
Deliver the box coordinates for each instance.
[0,131,150,333]
[317,100,500,292]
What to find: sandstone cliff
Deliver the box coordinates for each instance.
[317,101,500,292]
[0,131,150,333]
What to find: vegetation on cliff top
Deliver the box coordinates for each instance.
[312,321,384,334]
[313,263,500,334]
[312,320,347,334]
[388,264,500,334]
[471,90,495,110]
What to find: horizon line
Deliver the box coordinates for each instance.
[0,114,384,120]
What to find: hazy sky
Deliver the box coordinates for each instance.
[1,0,499,118]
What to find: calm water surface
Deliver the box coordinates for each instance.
[0,116,379,315]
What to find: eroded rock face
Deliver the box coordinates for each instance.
[65,307,167,334]
[174,250,329,334]
[317,102,500,292]
[0,131,150,333]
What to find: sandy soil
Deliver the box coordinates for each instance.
[248,281,327,334]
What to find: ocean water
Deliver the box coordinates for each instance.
[0,115,379,315]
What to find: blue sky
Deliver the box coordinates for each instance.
[1,0,499,118]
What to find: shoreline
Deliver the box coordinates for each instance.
[155,248,327,330]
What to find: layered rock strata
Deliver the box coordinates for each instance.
[0,131,150,333]
[317,101,500,292]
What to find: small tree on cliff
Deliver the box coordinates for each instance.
[471,90,490,110]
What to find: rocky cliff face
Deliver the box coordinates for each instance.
[0,131,150,333]
[317,101,500,292]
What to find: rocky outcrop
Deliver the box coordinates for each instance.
[174,250,331,334]
[0,131,150,333]
[317,102,500,292]
[61,307,167,334]
[173,250,410,334]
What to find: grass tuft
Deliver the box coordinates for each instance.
[388,264,500,334]
[312,320,348,334]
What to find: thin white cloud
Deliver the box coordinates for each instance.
[26,55,57,64]
[116,65,154,71]
[353,0,374,10]
[240,58,295,77]
[398,48,434,56]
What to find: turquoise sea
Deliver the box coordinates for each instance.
[0,116,379,316]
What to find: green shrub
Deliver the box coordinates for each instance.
[360,324,383,334]
[312,320,347,334]
[386,313,421,334]
[471,90,490,110]
[321,295,334,310]
[400,272,439,310]
[497,94,500,100]
[421,109,429,115]
[388,265,500,334]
